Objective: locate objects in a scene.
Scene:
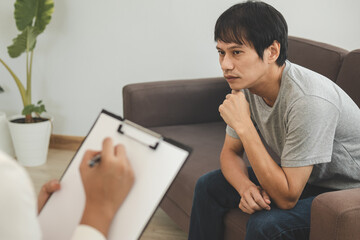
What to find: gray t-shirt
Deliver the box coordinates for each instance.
[226,60,360,190]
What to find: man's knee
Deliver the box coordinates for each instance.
[246,209,311,240]
[246,210,282,239]
[194,169,224,197]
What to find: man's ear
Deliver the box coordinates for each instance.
[265,40,281,64]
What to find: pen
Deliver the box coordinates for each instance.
[88,154,101,167]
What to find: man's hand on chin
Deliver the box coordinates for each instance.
[219,90,252,133]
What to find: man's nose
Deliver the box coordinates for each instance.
[220,54,234,71]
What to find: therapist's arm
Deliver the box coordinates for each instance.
[79,138,135,238]
[38,138,135,238]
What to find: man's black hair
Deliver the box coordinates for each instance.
[215,1,288,66]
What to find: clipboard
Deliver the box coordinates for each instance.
[38,110,192,240]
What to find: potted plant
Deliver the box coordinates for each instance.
[0,0,54,166]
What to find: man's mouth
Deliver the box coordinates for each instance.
[224,75,239,82]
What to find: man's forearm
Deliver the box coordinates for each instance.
[237,124,297,208]
[220,151,254,196]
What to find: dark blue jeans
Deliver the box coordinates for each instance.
[188,168,333,240]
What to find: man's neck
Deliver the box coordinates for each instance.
[249,63,286,107]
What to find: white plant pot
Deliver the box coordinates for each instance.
[8,114,53,167]
[0,112,15,157]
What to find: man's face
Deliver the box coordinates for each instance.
[216,40,269,91]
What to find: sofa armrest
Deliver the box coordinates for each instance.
[123,77,230,127]
[310,188,360,240]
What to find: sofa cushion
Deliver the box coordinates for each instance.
[335,49,360,107]
[288,36,348,82]
[310,188,360,240]
[224,209,249,240]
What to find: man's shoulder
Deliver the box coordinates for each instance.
[282,61,342,108]
[285,61,332,91]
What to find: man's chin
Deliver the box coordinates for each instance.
[229,85,245,91]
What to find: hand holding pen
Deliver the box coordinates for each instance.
[79,137,135,237]
[88,153,101,167]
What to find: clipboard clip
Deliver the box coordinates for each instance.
[118,120,162,150]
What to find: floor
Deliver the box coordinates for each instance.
[25,148,188,240]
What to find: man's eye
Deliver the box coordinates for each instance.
[233,51,242,55]
[218,50,225,55]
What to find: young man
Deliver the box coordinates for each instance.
[188,1,360,240]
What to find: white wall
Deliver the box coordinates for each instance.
[1,0,359,136]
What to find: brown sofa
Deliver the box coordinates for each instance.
[123,36,360,240]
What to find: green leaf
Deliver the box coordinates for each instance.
[7,27,37,58]
[22,104,35,116]
[22,101,46,116]
[39,104,46,113]
[9,0,54,58]
[34,0,54,33]
[14,0,37,31]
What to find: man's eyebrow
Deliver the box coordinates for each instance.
[216,45,243,50]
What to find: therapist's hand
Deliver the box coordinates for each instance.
[38,179,61,214]
[79,138,135,237]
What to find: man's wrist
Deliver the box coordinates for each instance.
[237,180,256,197]
[234,119,255,138]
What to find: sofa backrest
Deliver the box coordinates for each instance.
[123,78,230,127]
[288,36,348,82]
[336,49,360,107]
